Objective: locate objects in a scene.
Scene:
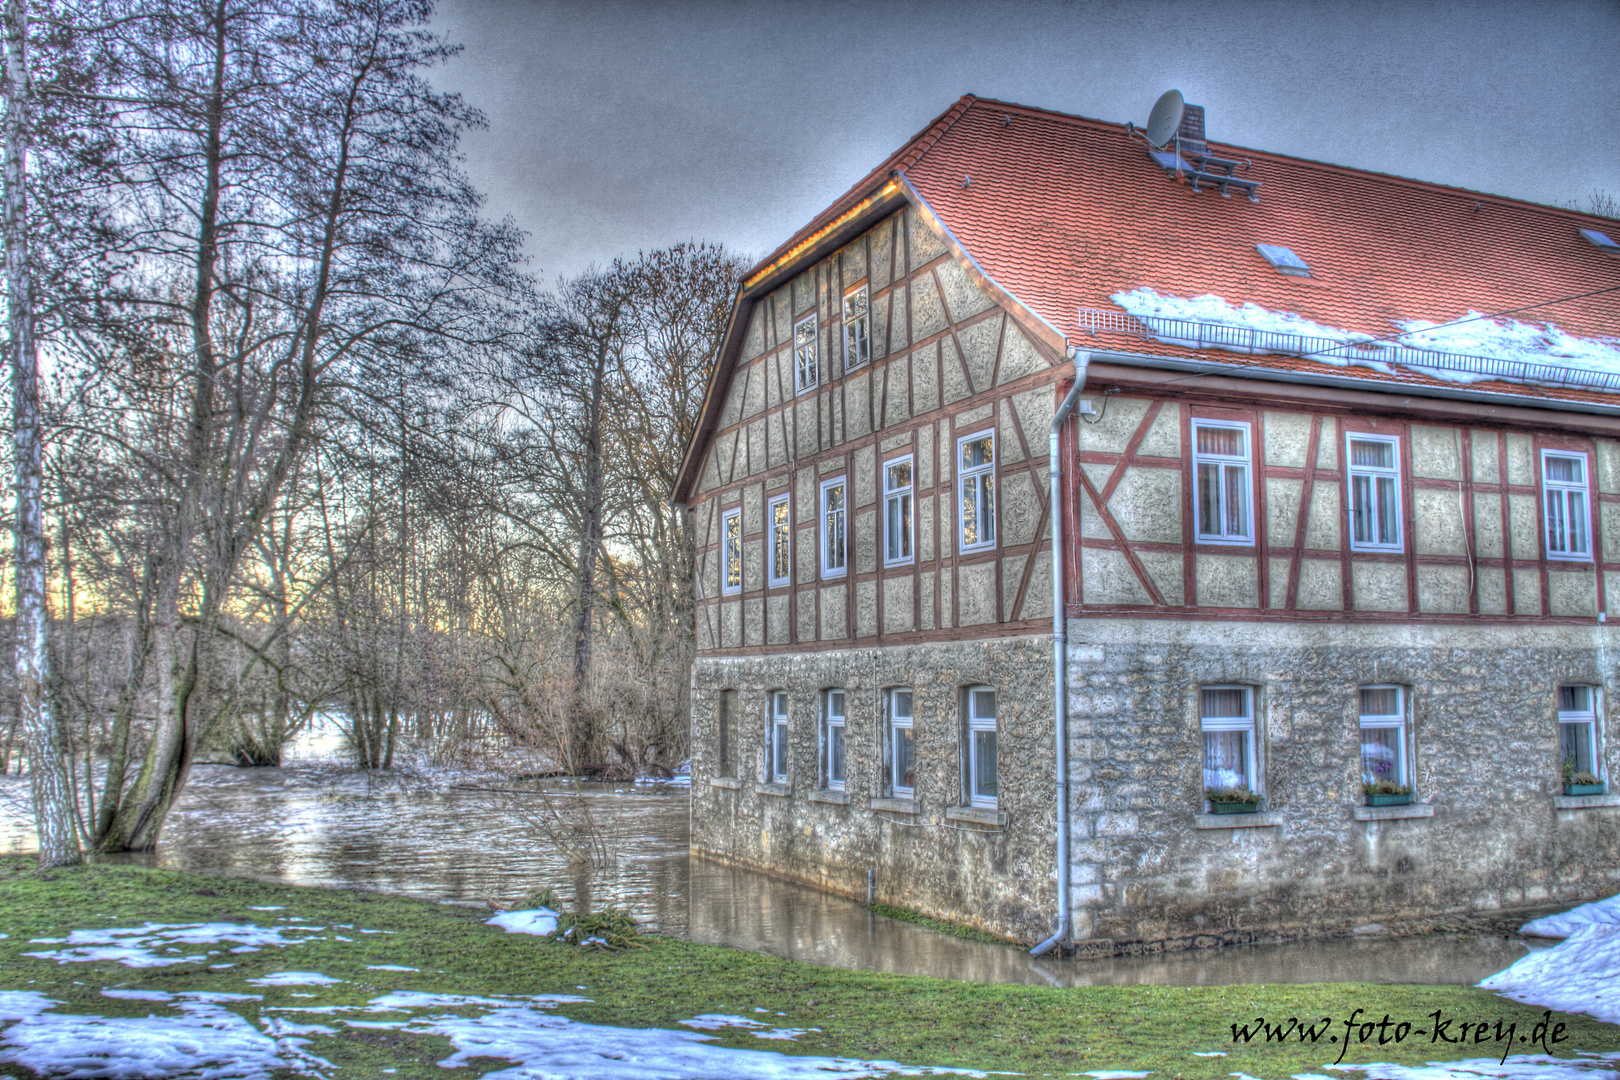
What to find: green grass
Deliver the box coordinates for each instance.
[0,857,1613,1078]
[865,901,1012,945]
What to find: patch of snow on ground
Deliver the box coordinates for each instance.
[486,908,559,936]
[1479,923,1620,1025]
[1315,1052,1620,1078]
[366,964,417,972]
[246,972,342,987]
[0,990,325,1079]
[24,922,327,968]
[1520,893,1620,939]
[1080,1072,1153,1079]
[680,1014,819,1041]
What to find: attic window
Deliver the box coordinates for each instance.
[1256,244,1311,277]
[1580,228,1620,255]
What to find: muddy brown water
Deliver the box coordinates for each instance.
[0,743,1549,989]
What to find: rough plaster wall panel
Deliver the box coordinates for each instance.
[1476,568,1507,614]
[845,371,871,441]
[997,400,1026,465]
[855,510,876,575]
[794,398,817,457]
[941,339,971,406]
[911,273,947,344]
[1268,557,1292,608]
[852,445,876,508]
[920,571,936,630]
[917,425,934,489]
[820,584,847,640]
[1514,569,1542,615]
[881,354,909,427]
[793,270,815,315]
[795,469,815,523]
[1296,558,1342,609]
[856,580,878,637]
[881,431,913,453]
[1598,439,1620,494]
[1506,434,1534,486]
[958,562,997,626]
[766,594,790,645]
[743,597,764,645]
[889,283,911,352]
[721,600,742,648]
[1078,396,1150,456]
[883,577,915,634]
[695,502,714,554]
[1137,550,1184,606]
[695,612,714,651]
[1508,494,1539,559]
[1266,478,1303,547]
[956,403,993,430]
[699,449,720,494]
[957,316,999,395]
[1084,547,1153,605]
[720,368,745,431]
[1609,572,1620,613]
[1011,388,1055,457]
[1137,402,1181,459]
[1263,412,1312,468]
[1351,562,1407,611]
[743,306,766,361]
[743,361,767,420]
[831,386,845,446]
[1315,418,1338,469]
[841,240,868,289]
[1472,430,1500,484]
[1079,465,1111,539]
[871,219,893,291]
[919,494,935,561]
[939,570,953,628]
[996,323,1047,386]
[1022,551,1053,619]
[1417,565,1469,613]
[1411,425,1462,479]
[773,289,791,333]
[908,210,947,267]
[796,588,817,640]
[1473,493,1504,558]
[1603,503,1620,564]
[1414,489,1468,557]
[1304,485,1341,550]
[1000,472,1043,547]
[872,293,892,364]
[744,539,763,593]
[935,257,993,323]
[796,528,816,584]
[746,422,765,478]
[911,345,939,413]
[1110,468,1182,544]
[1549,569,1598,617]
[1196,554,1258,608]
[1001,555,1027,621]
[819,457,843,476]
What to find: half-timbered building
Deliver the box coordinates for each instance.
[671,93,1620,953]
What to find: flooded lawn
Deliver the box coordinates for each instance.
[0,751,1549,990]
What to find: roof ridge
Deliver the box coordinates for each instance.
[894,93,977,173]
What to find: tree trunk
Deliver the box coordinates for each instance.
[568,347,609,772]
[6,0,77,868]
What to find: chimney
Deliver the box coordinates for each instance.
[1177,103,1207,153]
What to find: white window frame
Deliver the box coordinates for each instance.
[1358,684,1409,791]
[1191,419,1254,545]
[956,430,997,554]
[1558,685,1602,786]
[1345,432,1403,553]
[1199,685,1257,800]
[819,476,847,579]
[794,314,819,394]
[767,493,791,588]
[965,685,998,808]
[842,285,870,371]
[720,507,742,595]
[1542,449,1593,562]
[887,687,915,797]
[823,689,847,791]
[883,454,914,567]
[768,690,789,784]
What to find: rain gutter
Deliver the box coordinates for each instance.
[1029,349,1090,959]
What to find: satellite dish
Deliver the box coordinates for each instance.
[1144,90,1185,149]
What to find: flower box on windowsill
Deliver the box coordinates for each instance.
[1208,800,1261,814]
[1365,792,1412,807]
[1565,783,1607,797]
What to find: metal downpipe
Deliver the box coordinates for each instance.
[1030,352,1088,959]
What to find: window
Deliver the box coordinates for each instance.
[1359,686,1409,793]
[820,477,847,578]
[1255,243,1311,277]
[1582,228,1620,255]
[1200,686,1256,798]
[1346,434,1402,551]
[966,686,997,807]
[884,456,914,565]
[842,286,870,370]
[1543,450,1592,560]
[957,431,996,553]
[794,315,818,393]
[1192,420,1252,544]
[768,691,789,784]
[823,690,846,790]
[1559,685,1602,788]
[720,508,742,594]
[767,494,791,587]
[887,688,915,797]
[717,689,735,777]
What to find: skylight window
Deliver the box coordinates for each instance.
[1580,228,1620,255]
[1256,244,1311,277]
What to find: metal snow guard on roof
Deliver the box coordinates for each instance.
[1077,308,1620,394]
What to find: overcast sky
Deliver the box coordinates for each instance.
[430,0,1619,280]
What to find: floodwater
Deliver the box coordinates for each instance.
[0,727,1551,990]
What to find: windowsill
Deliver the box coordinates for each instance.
[720,589,741,598]
[870,797,918,814]
[820,571,848,581]
[809,788,850,805]
[945,805,1007,827]
[709,777,743,790]
[1194,811,1283,829]
[1352,803,1435,821]
[1554,793,1620,809]
[754,782,791,797]
[1193,537,1255,547]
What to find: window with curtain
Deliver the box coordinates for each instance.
[767,494,790,587]
[1559,685,1601,786]
[884,456,913,565]
[842,286,870,371]
[957,432,996,552]
[1359,685,1408,792]
[721,508,742,594]
[768,691,789,783]
[1200,686,1255,797]
[966,686,997,807]
[1347,434,1402,551]
[820,478,846,578]
[1192,421,1252,543]
[823,690,846,790]
[794,314,818,392]
[1543,451,1591,560]
[888,688,914,797]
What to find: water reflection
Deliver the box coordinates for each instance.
[0,760,1550,989]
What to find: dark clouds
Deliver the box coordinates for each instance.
[431,0,1619,278]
